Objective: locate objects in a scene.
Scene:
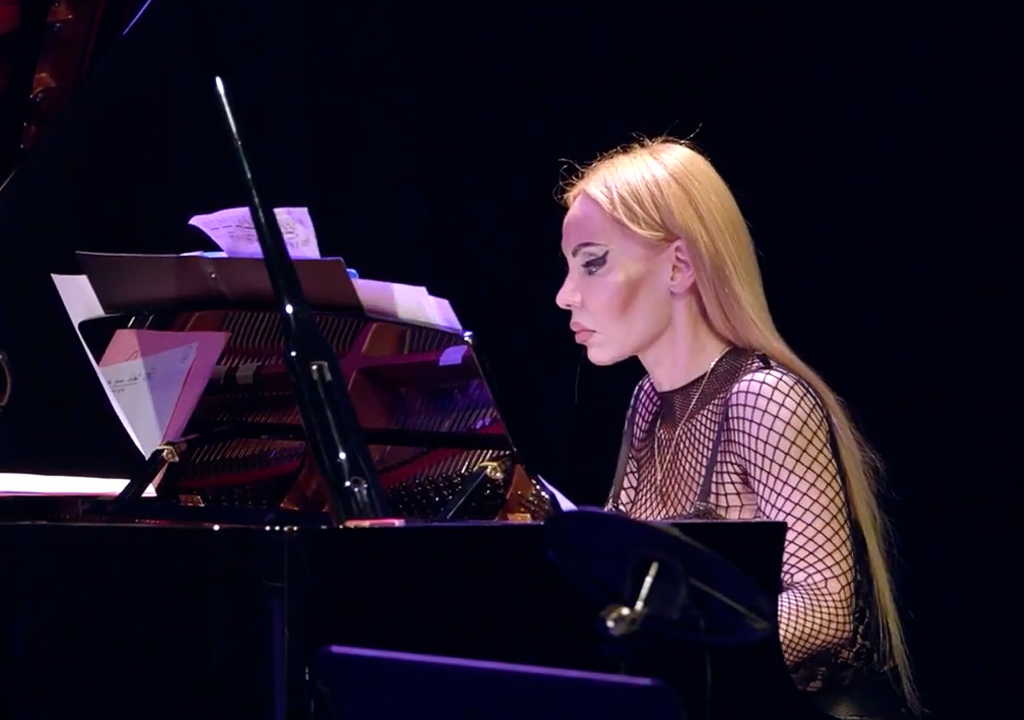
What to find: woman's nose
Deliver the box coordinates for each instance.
[555,276,581,310]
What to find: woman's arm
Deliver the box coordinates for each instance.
[727,369,856,665]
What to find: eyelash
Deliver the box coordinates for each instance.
[582,253,608,275]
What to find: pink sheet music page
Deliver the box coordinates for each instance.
[99,329,229,445]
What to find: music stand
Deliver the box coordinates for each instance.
[312,645,685,720]
[542,508,782,720]
[544,508,774,647]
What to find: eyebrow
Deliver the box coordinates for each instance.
[570,241,606,258]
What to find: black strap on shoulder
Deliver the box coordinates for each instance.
[692,399,729,515]
[693,353,772,514]
[606,380,644,511]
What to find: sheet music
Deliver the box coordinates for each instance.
[99,329,230,444]
[100,344,198,458]
[352,278,464,333]
[51,274,144,454]
[188,206,321,259]
[0,473,154,497]
[429,296,462,333]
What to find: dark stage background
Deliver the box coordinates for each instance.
[0,1,1014,717]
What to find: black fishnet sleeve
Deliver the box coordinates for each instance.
[727,369,855,666]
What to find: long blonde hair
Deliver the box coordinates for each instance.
[561,137,918,710]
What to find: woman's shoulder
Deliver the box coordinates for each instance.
[727,355,828,427]
[626,350,823,420]
[629,374,658,404]
[625,375,661,432]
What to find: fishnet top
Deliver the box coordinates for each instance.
[606,348,878,692]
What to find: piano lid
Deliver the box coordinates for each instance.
[0,0,368,481]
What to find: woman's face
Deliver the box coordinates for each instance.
[556,194,676,366]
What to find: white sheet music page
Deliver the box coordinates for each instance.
[100,343,198,458]
[188,206,321,259]
[352,278,464,333]
[0,474,152,497]
[51,274,144,454]
[7,275,159,497]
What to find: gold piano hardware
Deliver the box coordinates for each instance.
[158,443,182,463]
[478,460,507,481]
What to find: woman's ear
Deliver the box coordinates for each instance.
[668,238,696,294]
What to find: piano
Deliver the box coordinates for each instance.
[0,1,835,719]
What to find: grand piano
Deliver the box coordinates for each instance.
[0,2,829,719]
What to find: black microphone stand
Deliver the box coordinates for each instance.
[210,76,389,525]
[0,349,10,413]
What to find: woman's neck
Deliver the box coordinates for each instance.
[638,310,731,392]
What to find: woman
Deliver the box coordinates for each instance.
[555,138,916,714]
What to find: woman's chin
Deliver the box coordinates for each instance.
[585,344,626,367]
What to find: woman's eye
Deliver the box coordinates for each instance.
[582,253,607,275]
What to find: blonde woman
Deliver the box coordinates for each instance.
[556,138,916,718]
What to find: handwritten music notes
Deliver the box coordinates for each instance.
[100,343,198,458]
[100,329,229,447]
[188,206,321,259]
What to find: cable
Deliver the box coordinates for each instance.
[699,614,712,720]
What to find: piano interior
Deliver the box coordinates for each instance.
[107,307,554,524]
